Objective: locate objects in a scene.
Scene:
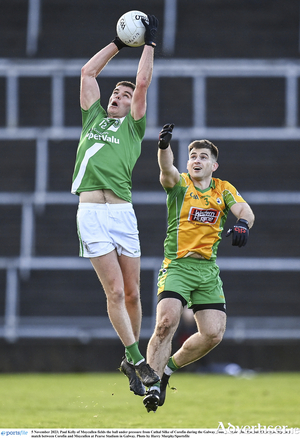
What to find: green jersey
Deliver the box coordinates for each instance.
[71,100,146,203]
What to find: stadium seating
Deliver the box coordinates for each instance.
[0,0,299,371]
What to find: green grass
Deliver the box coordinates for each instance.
[0,372,299,429]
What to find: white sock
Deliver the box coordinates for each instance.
[149,385,160,393]
[135,358,145,366]
[164,365,174,376]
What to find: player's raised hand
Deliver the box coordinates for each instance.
[142,15,159,47]
[226,219,249,247]
[158,123,175,149]
[112,36,129,50]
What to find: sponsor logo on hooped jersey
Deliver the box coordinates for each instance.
[188,207,220,224]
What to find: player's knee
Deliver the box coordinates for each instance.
[125,288,140,307]
[155,315,177,341]
[107,287,125,305]
[205,328,224,348]
[212,331,224,347]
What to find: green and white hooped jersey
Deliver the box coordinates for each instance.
[71,100,146,203]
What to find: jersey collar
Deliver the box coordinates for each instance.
[187,174,215,192]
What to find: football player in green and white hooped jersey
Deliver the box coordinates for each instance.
[71,15,160,396]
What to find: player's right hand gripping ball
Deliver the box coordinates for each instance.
[158,123,175,149]
[226,219,249,247]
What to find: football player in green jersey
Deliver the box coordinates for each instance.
[72,15,160,396]
[143,124,255,412]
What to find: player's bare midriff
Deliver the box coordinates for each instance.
[79,189,129,204]
[185,251,206,260]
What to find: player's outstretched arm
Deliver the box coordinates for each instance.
[80,43,119,111]
[157,124,180,189]
[131,15,159,120]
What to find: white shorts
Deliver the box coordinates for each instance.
[76,203,141,258]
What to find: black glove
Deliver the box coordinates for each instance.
[226,219,249,247]
[141,15,159,47]
[158,123,175,149]
[112,36,129,50]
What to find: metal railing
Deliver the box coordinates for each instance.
[0,58,299,341]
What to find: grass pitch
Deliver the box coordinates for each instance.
[0,372,299,429]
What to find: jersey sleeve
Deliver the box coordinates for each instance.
[164,174,188,204]
[127,112,146,140]
[222,181,246,208]
[81,100,106,131]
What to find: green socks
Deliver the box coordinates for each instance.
[125,341,144,365]
[165,356,180,375]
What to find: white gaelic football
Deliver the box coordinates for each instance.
[116,10,148,47]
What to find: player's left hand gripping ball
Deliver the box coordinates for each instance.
[141,15,159,47]
[226,219,249,247]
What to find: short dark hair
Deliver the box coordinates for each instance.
[115,81,136,91]
[188,140,219,161]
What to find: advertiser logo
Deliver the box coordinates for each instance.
[86,131,119,144]
[188,207,220,224]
